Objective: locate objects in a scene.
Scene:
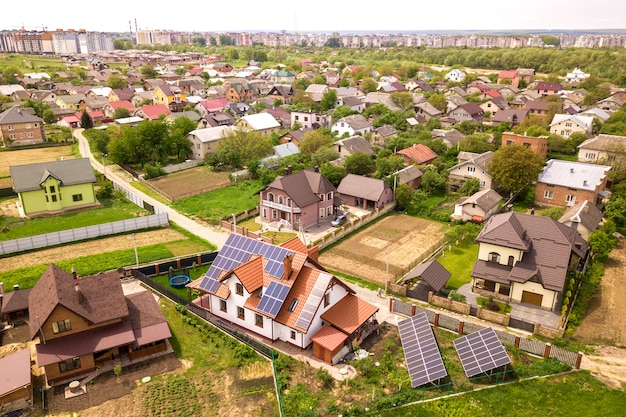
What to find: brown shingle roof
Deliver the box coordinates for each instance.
[0,288,31,314]
[337,174,390,202]
[28,264,128,339]
[266,169,336,208]
[0,348,31,397]
[400,260,451,292]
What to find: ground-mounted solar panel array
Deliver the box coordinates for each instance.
[453,326,511,378]
[398,312,448,388]
[199,234,294,292]
[295,272,332,330]
[257,281,290,317]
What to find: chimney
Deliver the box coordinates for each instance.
[75,282,84,304]
[583,180,587,186]
[282,254,293,280]
[71,267,77,280]
[13,284,19,291]
[284,167,289,176]
[570,168,574,173]
[287,165,293,175]
[314,165,319,173]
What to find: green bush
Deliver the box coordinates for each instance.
[314,367,334,388]
[144,163,166,179]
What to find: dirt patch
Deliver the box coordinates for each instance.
[574,240,626,346]
[319,214,445,284]
[0,228,186,272]
[0,146,75,177]
[147,166,231,201]
[581,346,626,391]
[0,197,19,217]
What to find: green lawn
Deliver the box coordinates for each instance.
[437,243,479,290]
[377,371,626,417]
[1,197,147,240]
[172,180,264,225]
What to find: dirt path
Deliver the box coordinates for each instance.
[0,229,186,272]
[573,239,626,389]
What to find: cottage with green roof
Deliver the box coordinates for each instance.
[10,158,98,217]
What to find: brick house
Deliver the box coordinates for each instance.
[535,81,563,97]
[259,168,337,231]
[0,106,47,147]
[501,132,548,159]
[535,160,611,208]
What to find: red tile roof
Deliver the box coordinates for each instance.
[310,324,348,351]
[320,294,379,334]
[498,70,518,79]
[397,143,438,165]
[139,104,171,120]
[109,100,136,111]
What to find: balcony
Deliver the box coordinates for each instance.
[262,199,301,213]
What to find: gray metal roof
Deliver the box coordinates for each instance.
[0,106,43,125]
[10,158,96,193]
[400,260,451,292]
[537,159,611,191]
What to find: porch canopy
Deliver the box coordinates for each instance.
[320,294,379,335]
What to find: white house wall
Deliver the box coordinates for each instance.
[511,281,558,311]
[478,243,523,264]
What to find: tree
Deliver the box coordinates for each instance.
[488,144,545,197]
[457,177,480,196]
[331,105,357,123]
[319,163,347,187]
[604,196,626,226]
[311,146,340,166]
[320,89,337,112]
[113,107,131,120]
[80,111,94,129]
[216,129,273,168]
[361,77,378,94]
[589,229,617,261]
[324,37,341,48]
[169,116,196,159]
[106,73,127,89]
[140,65,158,79]
[421,167,447,193]
[427,93,447,112]
[394,184,412,211]
[344,152,375,175]
[298,130,334,156]
[375,155,405,178]
[390,92,414,110]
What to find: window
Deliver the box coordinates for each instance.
[327,206,333,216]
[498,284,511,296]
[544,190,554,199]
[585,152,596,160]
[255,314,263,327]
[51,195,57,202]
[288,298,298,312]
[220,300,227,312]
[320,194,325,201]
[59,357,81,373]
[268,193,274,202]
[467,166,476,172]
[508,256,515,267]
[272,209,277,219]
[480,180,486,188]
[52,319,72,334]
[49,186,56,193]
[7,125,14,130]
[72,194,83,202]
[290,330,296,340]
[506,140,515,145]
[237,306,245,320]
[27,132,33,138]
[327,192,332,200]
[319,208,324,218]
[488,252,501,263]
[566,194,576,204]
[324,292,330,307]
[278,195,284,204]
[565,122,572,127]
[236,283,243,296]
[523,142,531,148]
[9,134,16,140]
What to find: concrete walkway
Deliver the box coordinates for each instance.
[74,129,229,249]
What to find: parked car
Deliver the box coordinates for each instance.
[331,213,348,227]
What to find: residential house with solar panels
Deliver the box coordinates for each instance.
[471,212,589,311]
[188,234,379,364]
[259,168,337,231]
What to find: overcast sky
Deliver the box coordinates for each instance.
[2,1,625,33]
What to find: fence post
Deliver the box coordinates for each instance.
[434,313,439,328]
[543,343,552,359]
[575,352,583,369]
[411,304,416,316]
[458,321,464,335]
[389,297,394,312]
[514,336,520,348]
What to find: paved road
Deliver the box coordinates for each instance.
[74,129,229,249]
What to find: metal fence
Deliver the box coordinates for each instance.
[0,213,169,255]
[112,182,161,214]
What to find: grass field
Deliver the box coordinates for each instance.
[437,243,479,290]
[1,197,146,239]
[172,179,264,224]
[147,166,232,201]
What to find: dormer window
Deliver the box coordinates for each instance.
[288,298,298,312]
[488,252,501,263]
